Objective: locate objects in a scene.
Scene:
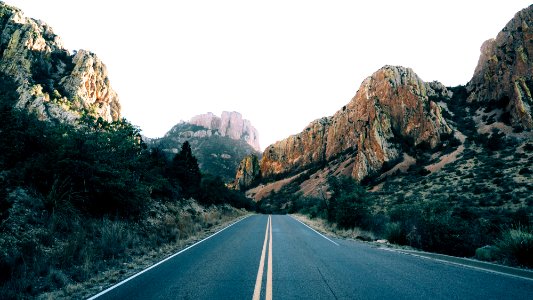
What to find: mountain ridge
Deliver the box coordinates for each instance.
[236,4,533,199]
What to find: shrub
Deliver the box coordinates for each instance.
[334,191,371,229]
[496,226,533,267]
[519,168,531,175]
[384,222,406,245]
[475,245,502,262]
[327,176,371,229]
[99,219,130,259]
[46,268,70,290]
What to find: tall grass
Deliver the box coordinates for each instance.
[0,193,246,299]
[497,226,533,267]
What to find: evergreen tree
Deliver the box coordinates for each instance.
[170,141,201,198]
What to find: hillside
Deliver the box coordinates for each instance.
[0,3,252,299]
[236,5,533,265]
[150,112,261,182]
[238,5,533,198]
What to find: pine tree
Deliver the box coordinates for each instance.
[171,141,201,198]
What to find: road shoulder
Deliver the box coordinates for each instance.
[291,213,533,281]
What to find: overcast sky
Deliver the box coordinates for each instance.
[4,0,532,150]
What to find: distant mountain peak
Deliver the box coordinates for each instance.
[190,111,260,151]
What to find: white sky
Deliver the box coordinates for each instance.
[4,0,532,150]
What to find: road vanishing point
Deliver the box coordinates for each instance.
[89,214,533,299]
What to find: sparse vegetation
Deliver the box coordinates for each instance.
[267,84,532,269]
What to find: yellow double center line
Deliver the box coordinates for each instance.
[253,215,273,300]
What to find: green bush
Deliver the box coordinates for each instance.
[326,176,372,229]
[384,222,406,245]
[475,245,502,262]
[198,174,254,209]
[497,227,533,267]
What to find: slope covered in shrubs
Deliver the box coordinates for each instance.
[0,72,253,299]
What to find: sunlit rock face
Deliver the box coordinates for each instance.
[259,66,452,181]
[0,3,120,122]
[467,5,533,129]
[190,111,261,151]
[232,154,261,190]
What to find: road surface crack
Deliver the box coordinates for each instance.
[317,266,338,300]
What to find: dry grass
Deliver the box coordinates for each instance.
[1,193,249,300]
[57,203,247,300]
[292,213,375,241]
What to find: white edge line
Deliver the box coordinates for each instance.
[379,247,533,282]
[290,215,339,246]
[87,215,251,300]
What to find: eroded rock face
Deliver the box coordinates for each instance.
[261,117,329,178]
[467,5,533,129]
[233,154,261,190]
[259,66,452,181]
[0,3,120,122]
[60,50,120,122]
[190,111,260,151]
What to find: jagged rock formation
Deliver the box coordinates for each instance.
[150,118,261,183]
[257,66,451,183]
[237,5,533,197]
[0,2,120,123]
[467,5,533,129]
[232,154,261,190]
[190,111,260,151]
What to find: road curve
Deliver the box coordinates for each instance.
[90,214,533,300]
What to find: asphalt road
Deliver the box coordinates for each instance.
[90,214,533,300]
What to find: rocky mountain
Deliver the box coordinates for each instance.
[0,2,120,123]
[259,66,452,182]
[467,6,533,129]
[190,111,261,151]
[150,113,261,182]
[232,154,261,190]
[236,5,533,202]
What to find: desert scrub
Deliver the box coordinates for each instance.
[475,245,502,262]
[496,226,533,267]
[383,222,406,245]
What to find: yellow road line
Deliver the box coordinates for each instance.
[266,215,273,300]
[253,215,270,300]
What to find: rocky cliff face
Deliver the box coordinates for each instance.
[467,5,533,129]
[0,3,120,123]
[237,5,533,195]
[258,66,451,182]
[190,111,260,151]
[232,154,261,190]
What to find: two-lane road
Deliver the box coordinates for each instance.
[90,215,533,299]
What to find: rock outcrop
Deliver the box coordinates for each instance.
[232,154,261,190]
[258,66,452,182]
[190,111,260,151]
[0,2,120,123]
[467,5,533,129]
